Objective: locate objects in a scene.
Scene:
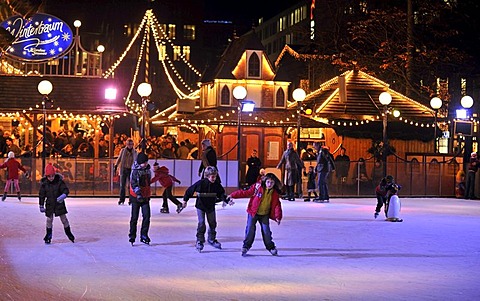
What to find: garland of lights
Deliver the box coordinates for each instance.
[102,11,149,78]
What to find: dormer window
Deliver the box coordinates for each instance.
[221,85,230,105]
[247,52,260,78]
[276,88,285,107]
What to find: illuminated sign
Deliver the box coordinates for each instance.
[0,13,73,61]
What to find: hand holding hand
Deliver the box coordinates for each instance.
[39,205,45,213]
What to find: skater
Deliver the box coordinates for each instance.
[465,152,479,199]
[314,144,335,202]
[198,139,220,183]
[128,152,152,245]
[0,151,28,201]
[303,165,318,201]
[182,166,234,252]
[114,138,138,205]
[39,163,75,244]
[276,141,304,201]
[374,177,389,219]
[151,163,183,214]
[227,172,283,257]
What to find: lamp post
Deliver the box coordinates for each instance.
[233,86,248,187]
[293,88,306,154]
[460,95,474,172]
[37,80,53,176]
[379,91,392,177]
[430,97,443,153]
[137,82,152,152]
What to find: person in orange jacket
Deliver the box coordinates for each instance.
[228,172,283,257]
[151,163,183,214]
[1,151,28,201]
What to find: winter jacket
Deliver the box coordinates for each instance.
[183,178,226,213]
[39,174,70,217]
[129,161,152,199]
[151,166,180,188]
[316,149,336,173]
[198,146,218,175]
[230,183,283,222]
[115,146,138,176]
[0,158,27,180]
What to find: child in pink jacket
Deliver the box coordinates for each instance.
[228,173,283,257]
[151,163,183,214]
[1,151,28,201]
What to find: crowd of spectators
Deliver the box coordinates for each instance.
[0,126,199,161]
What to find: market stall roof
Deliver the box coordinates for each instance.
[0,76,126,115]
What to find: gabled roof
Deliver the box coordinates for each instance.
[199,30,269,83]
[0,76,126,114]
[306,69,436,122]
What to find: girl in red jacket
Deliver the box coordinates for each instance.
[228,173,283,257]
[1,151,28,201]
[151,163,183,214]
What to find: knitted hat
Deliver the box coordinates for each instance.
[7,151,14,158]
[137,152,148,164]
[45,163,56,176]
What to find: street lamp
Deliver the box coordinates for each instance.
[430,97,443,153]
[379,91,392,177]
[137,82,152,152]
[233,85,248,187]
[293,88,306,154]
[37,80,53,176]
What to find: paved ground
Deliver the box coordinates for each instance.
[1,196,479,301]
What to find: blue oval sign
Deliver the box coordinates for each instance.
[0,13,74,61]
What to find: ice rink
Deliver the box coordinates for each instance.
[1,196,479,300]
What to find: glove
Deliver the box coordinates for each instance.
[176,180,181,184]
[57,193,67,203]
[114,165,118,174]
[39,205,45,213]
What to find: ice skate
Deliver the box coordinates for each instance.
[208,239,222,249]
[64,226,75,243]
[176,204,184,214]
[17,192,21,201]
[140,235,151,245]
[241,247,248,257]
[374,212,379,219]
[129,237,135,246]
[269,248,278,256]
[1,192,6,201]
[44,228,52,244]
[118,200,124,205]
[160,207,170,214]
[195,241,204,252]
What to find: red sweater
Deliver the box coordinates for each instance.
[0,159,27,180]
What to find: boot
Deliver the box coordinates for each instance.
[17,192,21,201]
[64,226,75,242]
[44,228,52,244]
[1,192,6,201]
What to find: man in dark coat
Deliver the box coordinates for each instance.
[245,149,262,187]
[276,141,304,201]
[198,139,219,182]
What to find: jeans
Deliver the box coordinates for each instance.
[375,195,387,213]
[243,214,275,251]
[119,168,132,202]
[465,171,476,199]
[196,208,217,243]
[129,197,151,239]
[317,171,330,200]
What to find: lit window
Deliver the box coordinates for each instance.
[183,25,195,40]
[168,24,176,39]
[248,52,260,77]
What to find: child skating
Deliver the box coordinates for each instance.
[151,163,183,214]
[182,166,234,252]
[1,151,28,201]
[303,166,318,202]
[39,163,75,244]
[227,172,283,256]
